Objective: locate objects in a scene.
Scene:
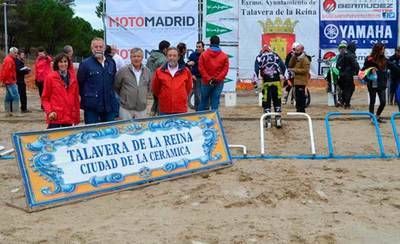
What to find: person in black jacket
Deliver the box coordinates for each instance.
[362,43,400,123]
[389,47,400,109]
[15,50,31,113]
[336,42,359,109]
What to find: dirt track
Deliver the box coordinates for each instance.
[0,87,400,243]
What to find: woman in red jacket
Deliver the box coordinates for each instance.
[41,53,80,129]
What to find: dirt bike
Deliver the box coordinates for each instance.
[320,53,341,107]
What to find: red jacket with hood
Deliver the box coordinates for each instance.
[152,63,192,114]
[0,54,17,85]
[35,55,53,82]
[198,46,229,84]
[41,70,80,125]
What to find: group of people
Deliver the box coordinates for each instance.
[0,35,230,129]
[254,42,311,128]
[334,42,400,123]
[2,36,400,129]
[254,40,400,128]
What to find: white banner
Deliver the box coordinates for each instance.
[238,1,320,79]
[320,0,397,21]
[221,45,238,69]
[106,0,198,62]
[203,20,238,44]
[204,0,239,19]
[222,68,237,93]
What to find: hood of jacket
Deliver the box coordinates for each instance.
[347,42,357,54]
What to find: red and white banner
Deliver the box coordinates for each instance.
[106,0,198,61]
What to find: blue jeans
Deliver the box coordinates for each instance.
[198,82,224,111]
[4,84,20,113]
[84,110,116,124]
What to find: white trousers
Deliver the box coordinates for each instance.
[119,106,147,120]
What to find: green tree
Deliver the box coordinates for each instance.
[95,0,105,19]
[15,0,75,53]
[4,0,104,58]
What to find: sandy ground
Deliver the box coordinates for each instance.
[0,87,400,243]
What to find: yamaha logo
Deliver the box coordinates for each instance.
[323,0,337,13]
[324,24,339,39]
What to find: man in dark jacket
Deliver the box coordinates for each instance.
[146,40,170,116]
[187,41,205,111]
[77,37,118,124]
[336,42,359,109]
[15,50,31,113]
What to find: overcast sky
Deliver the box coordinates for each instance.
[73,0,103,30]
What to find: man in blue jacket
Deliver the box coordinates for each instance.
[77,37,118,124]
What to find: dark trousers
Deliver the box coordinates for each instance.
[151,95,159,115]
[389,80,397,104]
[194,76,202,111]
[368,86,386,116]
[36,80,44,97]
[262,83,281,113]
[17,82,27,111]
[47,123,72,129]
[295,85,306,112]
[341,84,355,107]
[84,110,116,124]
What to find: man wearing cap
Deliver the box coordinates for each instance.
[336,41,359,109]
[255,44,286,128]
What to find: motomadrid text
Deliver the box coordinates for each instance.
[109,16,196,28]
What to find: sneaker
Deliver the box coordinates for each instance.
[4,112,13,117]
[21,109,32,113]
[265,117,272,128]
[377,117,386,124]
[275,116,282,129]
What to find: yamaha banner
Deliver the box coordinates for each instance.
[320,0,398,49]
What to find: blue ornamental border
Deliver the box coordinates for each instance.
[12,111,232,210]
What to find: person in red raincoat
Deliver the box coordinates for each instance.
[41,53,80,129]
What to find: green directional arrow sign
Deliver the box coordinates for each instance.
[206,22,232,38]
[224,77,234,83]
[207,0,233,15]
[228,54,234,58]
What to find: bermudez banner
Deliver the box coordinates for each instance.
[13,111,232,210]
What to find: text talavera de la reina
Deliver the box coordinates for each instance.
[65,132,195,175]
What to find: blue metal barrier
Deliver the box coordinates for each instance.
[390,112,400,157]
[325,112,386,159]
[0,155,15,160]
